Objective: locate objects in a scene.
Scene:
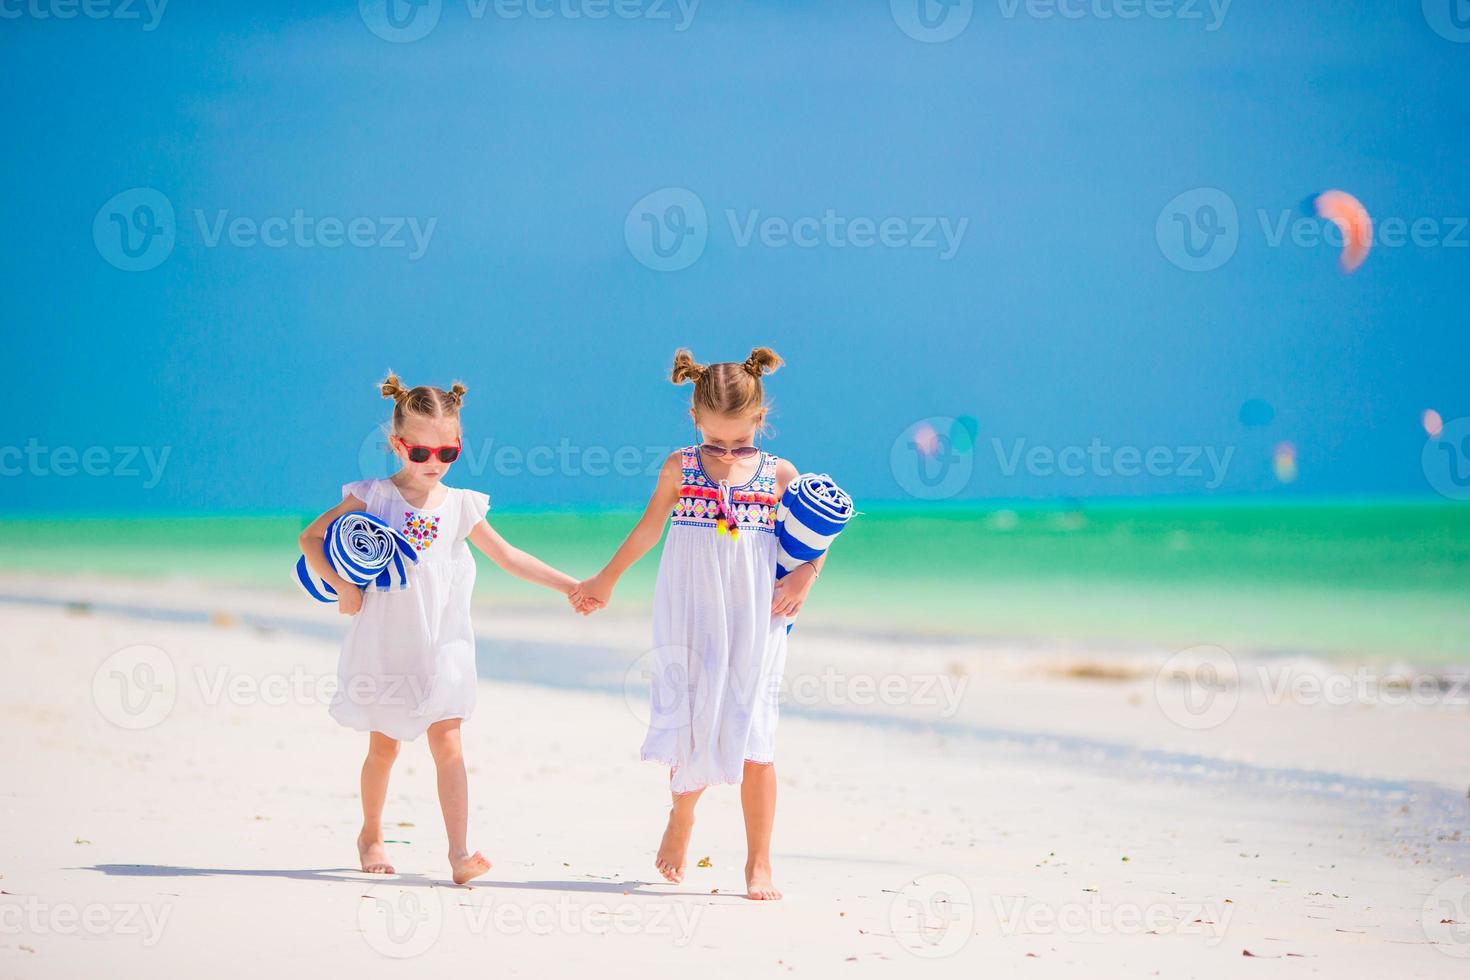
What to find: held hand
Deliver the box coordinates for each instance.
[336,583,364,616]
[572,573,614,615]
[771,564,816,617]
[567,585,603,616]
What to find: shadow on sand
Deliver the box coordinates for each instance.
[78,863,734,899]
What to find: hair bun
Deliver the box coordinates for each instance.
[743,347,783,378]
[448,381,468,406]
[380,372,410,403]
[671,349,706,385]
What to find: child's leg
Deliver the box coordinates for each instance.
[425,718,490,885]
[359,732,399,874]
[655,782,703,884]
[740,760,781,900]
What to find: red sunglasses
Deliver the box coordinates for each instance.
[395,436,461,464]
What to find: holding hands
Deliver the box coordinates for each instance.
[568,571,614,616]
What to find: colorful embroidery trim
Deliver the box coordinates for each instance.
[670,448,777,532]
[401,511,441,551]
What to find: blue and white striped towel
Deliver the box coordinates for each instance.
[776,473,854,581]
[294,511,420,603]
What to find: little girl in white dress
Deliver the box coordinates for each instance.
[574,347,828,902]
[300,374,581,884]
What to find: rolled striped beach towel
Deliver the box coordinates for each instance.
[294,511,420,603]
[776,473,854,581]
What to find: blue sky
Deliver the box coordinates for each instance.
[3,1,1467,513]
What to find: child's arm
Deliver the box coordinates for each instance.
[299,495,367,615]
[467,519,579,597]
[771,459,828,616]
[574,451,682,608]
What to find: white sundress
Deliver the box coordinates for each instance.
[641,447,791,794]
[329,478,489,742]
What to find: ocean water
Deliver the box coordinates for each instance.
[3,500,1467,662]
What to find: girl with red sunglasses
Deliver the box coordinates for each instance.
[298,372,584,886]
[571,347,828,902]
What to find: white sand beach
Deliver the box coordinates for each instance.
[1,574,1466,977]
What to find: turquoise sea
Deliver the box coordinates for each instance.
[4,500,1467,662]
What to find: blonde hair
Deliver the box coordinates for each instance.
[379,372,467,432]
[671,347,782,421]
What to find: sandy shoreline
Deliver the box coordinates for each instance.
[1,575,1467,976]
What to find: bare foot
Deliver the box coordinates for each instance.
[358,833,395,875]
[450,849,491,885]
[745,860,781,901]
[655,809,695,883]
